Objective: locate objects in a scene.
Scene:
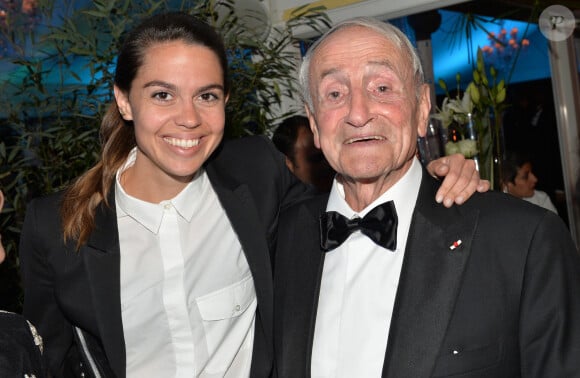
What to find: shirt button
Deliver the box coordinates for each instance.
[164,203,171,210]
[235,305,241,311]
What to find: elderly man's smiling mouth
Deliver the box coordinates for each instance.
[345,135,386,144]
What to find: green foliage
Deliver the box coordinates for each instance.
[0,0,329,311]
[435,48,509,189]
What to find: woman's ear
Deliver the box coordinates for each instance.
[114,85,133,121]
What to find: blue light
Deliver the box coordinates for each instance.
[432,10,551,94]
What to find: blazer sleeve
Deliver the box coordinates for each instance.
[257,135,316,210]
[519,210,580,376]
[211,136,317,255]
[20,197,74,376]
[256,136,318,257]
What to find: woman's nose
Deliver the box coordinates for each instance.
[177,101,202,128]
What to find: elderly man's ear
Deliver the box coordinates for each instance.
[417,84,431,138]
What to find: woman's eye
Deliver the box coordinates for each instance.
[152,91,172,101]
[200,92,218,101]
[377,85,389,93]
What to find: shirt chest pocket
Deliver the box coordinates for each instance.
[194,275,257,374]
[196,274,256,320]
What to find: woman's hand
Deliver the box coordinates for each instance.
[427,154,490,208]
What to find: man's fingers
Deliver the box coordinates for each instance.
[436,156,478,208]
[477,179,491,192]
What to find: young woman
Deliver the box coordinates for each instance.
[19,12,487,378]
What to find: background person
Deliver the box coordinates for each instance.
[0,190,45,377]
[19,12,486,378]
[501,150,558,214]
[273,17,580,378]
[273,115,335,193]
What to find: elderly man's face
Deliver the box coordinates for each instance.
[306,26,430,186]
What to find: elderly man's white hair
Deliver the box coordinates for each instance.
[298,16,425,112]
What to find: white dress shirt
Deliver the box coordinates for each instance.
[116,148,256,378]
[311,158,422,378]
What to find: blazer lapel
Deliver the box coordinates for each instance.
[211,181,274,312]
[82,190,126,378]
[205,166,276,375]
[302,204,326,373]
[275,199,327,377]
[382,174,479,378]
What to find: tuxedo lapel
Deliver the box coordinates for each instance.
[382,174,479,378]
[83,191,126,378]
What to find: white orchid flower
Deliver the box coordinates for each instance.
[446,91,474,125]
[447,91,474,115]
[431,97,454,128]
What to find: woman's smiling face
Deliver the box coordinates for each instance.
[115,40,227,185]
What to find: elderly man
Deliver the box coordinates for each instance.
[273,17,580,377]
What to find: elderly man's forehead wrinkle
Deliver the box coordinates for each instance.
[319,67,342,81]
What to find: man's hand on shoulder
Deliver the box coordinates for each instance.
[427,154,490,208]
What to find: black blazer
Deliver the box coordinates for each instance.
[20,136,311,378]
[274,170,580,377]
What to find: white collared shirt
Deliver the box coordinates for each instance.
[311,158,422,378]
[116,148,256,378]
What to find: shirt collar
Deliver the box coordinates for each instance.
[326,157,423,219]
[115,147,205,233]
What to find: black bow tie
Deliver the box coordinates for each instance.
[319,201,398,252]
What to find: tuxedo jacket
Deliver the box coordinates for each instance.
[274,171,580,378]
[20,136,311,378]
